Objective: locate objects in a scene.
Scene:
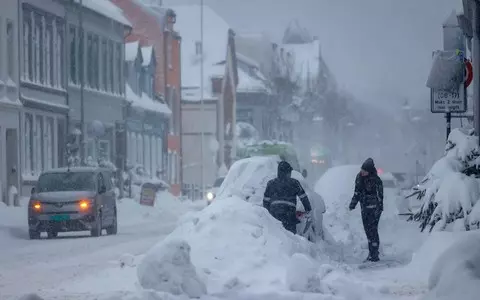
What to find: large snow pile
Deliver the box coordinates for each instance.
[422,231,480,300]
[315,165,420,263]
[137,240,207,298]
[409,128,480,232]
[139,196,367,298]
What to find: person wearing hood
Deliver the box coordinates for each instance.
[349,158,384,262]
[263,161,312,234]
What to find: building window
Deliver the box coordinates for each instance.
[108,40,114,92]
[34,14,41,83]
[92,35,99,90]
[24,113,34,174]
[116,43,123,95]
[136,133,143,165]
[151,136,157,177]
[45,20,53,86]
[195,41,201,55]
[101,38,107,91]
[98,140,110,162]
[23,13,31,80]
[156,137,163,177]
[35,115,44,172]
[87,33,93,88]
[6,20,14,80]
[69,25,77,84]
[144,135,151,175]
[167,36,172,69]
[55,20,64,88]
[45,117,54,170]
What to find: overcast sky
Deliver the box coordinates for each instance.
[166,0,461,111]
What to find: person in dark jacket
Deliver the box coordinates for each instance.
[349,158,384,262]
[263,161,312,234]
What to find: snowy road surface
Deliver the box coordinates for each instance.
[0,197,204,300]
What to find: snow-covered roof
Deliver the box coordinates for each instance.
[76,0,132,27]
[237,68,271,94]
[126,84,172,115]
[281,39,320,82]
[236,52,260,69]
[168,5,230,101]
[125,41,140,62]
[141,46,154,66]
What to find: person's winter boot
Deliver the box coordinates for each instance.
[369,256,379,262]
[363,255,372,263]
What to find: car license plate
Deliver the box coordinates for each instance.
[50,215,70,221]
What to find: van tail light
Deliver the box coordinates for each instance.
[78,199,92,211]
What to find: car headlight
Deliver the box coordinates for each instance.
[206,192,214,201]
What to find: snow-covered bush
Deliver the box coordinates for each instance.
[409,128,480,232]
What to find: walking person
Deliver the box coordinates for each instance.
[349,158,384,262]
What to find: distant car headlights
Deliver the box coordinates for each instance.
[206,192,215,201]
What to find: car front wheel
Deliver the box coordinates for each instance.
[106,208,117,235]
[91,211,102,237]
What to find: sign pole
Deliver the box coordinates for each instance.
[446,112,452,140]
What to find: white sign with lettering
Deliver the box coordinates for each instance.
[431,84,467,113]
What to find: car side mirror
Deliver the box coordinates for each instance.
[302,169,308,178]
[99,185,106,194]
[31,187,36,195]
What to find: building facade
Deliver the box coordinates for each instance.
[123,41,171,181]
[65,1,130,168]
[111,0,182,195]
[0,0,21,205]
[19,0,69,196]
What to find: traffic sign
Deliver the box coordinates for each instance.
[430,84,467,113]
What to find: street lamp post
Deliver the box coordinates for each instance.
[199,0,205,198]
[79,0,85,164]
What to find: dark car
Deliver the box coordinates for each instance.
[28,167,117,239]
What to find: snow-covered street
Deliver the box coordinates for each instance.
[0,195,205,300]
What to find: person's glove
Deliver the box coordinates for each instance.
[349,203,356,211]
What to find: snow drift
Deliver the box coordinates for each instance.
[422,231,480,300]
[142,196,316,294]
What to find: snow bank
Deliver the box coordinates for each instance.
[137,240,207,298]
[146,196,317,294]
[422,231,480,300]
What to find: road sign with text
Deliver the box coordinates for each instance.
[430,84,467,113]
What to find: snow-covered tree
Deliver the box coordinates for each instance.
[408,128,480,232]
[282,20,313,44]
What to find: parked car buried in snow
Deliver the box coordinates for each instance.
[215,156,326,242]
[28,167,118,239]
[205,176,225,205]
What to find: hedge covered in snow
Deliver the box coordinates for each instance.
[408,128,480,232]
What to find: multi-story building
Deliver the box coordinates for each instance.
[0,0,21,204]
[111,0,182,195]
[19,0,69,196]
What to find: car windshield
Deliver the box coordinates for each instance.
[37,171,95,192]
[213,177,225,187]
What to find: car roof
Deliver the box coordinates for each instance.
[42,166,112,174]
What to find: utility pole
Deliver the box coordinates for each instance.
[199,0,205,198]
[79,0,86,164]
